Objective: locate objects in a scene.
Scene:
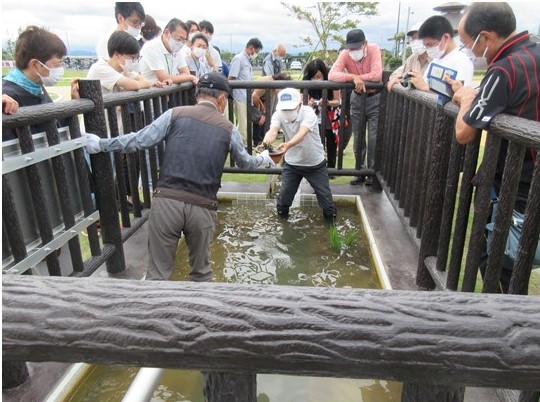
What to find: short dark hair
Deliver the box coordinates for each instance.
[464,2,516,38]
[107,31,141,57]
[165,18,188,34]
[190,33,208,46]
[418,16,454,40]
[14,26,67,69]
[114,2,145,23]
[246,38,263,51]
[199,20,214,34]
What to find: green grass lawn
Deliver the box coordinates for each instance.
[6,65,536,294]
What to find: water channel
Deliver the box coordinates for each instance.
[65,198,402,401]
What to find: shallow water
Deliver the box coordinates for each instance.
[68,200,401,401]
[172,201,381,289]
[71,367,402,402]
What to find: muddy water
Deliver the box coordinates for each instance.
[172,201,381,289]
[68,201,401,401]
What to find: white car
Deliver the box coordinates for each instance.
[290,60,302,70]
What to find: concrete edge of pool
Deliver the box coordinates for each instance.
[43,192,391,402]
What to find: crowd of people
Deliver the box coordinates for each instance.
[2,2,538,291]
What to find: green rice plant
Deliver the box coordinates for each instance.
[343,229,358,247]
[329,225,342,252]
[329,226,358,252]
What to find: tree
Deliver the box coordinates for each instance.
[281,2,378,64]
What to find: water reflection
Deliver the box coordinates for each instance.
[70,201,397,401]
[74,368,402,402]
[173,202,380,289]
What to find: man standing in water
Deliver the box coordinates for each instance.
[85,73,274,281]
[262,88,337,224]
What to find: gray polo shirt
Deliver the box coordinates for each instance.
[228,51,252,103]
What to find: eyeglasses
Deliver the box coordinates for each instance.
[127,18,145,28]
[459,35,477,51]
[122,55,142,62]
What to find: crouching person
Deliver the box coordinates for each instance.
[84,72,274,281]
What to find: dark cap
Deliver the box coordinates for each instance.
[198,72,230,94]
[345,29,366,49]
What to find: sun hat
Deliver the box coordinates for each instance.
[407,21,423,37]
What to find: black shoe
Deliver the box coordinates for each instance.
[365,176,374,186]
[350,176,365,185]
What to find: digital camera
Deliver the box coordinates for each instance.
[400,72,413,87]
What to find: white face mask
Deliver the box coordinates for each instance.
[168,37,184,53]
[282,109,299,123]
[193,47,207,59]
[125,25,141,39]
[37,61,64,86]
[188,32,198,41]
[426,45,444,60]
[461,35,488,65]
[250,52,259,61]
[349,49,364,62]
[410,40,426,56]
[122,59,140,74]
[425,38,447,60]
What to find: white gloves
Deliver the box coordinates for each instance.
[260,149,276,167]
[84,133,102,154]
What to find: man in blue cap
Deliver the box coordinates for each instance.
[84,72,274,282]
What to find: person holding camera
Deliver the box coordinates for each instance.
[303,58,343,177]
[387,22,431,91]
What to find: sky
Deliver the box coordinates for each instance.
[2,1,539,56]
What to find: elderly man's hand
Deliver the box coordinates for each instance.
[452,86,478,106]
[352,76,366,93]
[443,74,464,94]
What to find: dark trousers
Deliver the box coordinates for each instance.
[277,160,336,220]
[323,127,337,169]
[350,92,380,170]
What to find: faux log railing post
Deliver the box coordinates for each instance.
[509,151,540,295]
[401,383,465,402]
[3,276,540,392]
[2,360,29,389]
[416,105,453,290]
[78,79,126,273]
[204,372,256,402]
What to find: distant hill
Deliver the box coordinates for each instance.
[67,46,96,57]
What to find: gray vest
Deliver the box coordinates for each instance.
[157,103,233,201]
